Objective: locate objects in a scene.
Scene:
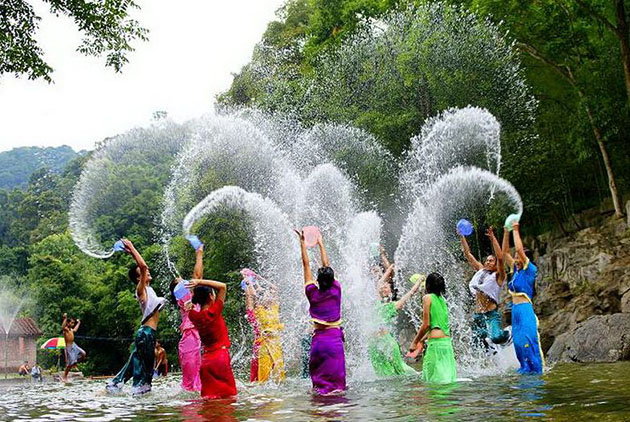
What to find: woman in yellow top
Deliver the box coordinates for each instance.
[243,269,286,383]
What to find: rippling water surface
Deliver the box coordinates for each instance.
[2,362,629,421]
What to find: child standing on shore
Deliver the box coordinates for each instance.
[62,313,86,382]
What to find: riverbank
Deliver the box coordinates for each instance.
[534,201,630,362]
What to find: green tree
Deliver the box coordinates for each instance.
[1,0,148,81]
[456,0,628,218]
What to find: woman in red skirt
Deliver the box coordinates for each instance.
[187,278,237,399]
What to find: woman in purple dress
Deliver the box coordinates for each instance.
[295,230,346,395]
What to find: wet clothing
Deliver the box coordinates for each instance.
[422,337,457,384]
[422,294,457,384]
[177,292,201,392]
[469,269,501,304]
[65,342,86,367]
[509,260,543,374]
[253,304,285,382]
[306,280,342,326]
[305,279,346,394]
[473,309,509,346]
[246,309,261,382]
[428,294,450,335]
[509,261,537,302]
[368,302,416,376]
[310,328,346,394]
[138,286,166,325]
[108,285,164,395]
[109,326,156,395]
[189,300,237,398]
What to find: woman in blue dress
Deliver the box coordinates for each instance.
[503,221,544,374]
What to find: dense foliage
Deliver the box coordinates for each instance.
[220,0,630,231]
[0,150,253,375]
[0,0,147,81]
[0,146,80,190]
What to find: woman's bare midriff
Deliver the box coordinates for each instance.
[143,312,160,330]
[428,328,448,339]
[512,295,529,305]
[313,322,339,330]
[475,291,497,313]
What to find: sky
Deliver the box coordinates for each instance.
[0,0,286,153]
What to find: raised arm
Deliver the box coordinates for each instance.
[73,319,81,333]
[394,273,424,310]
[487,227,506,286]
[377,264,395,287]
[379,245,392,269]
[189,279,227,303]
[460,235,483,271]
[296,230,313,284]
[192,244,204,280]
[317,236,330,268]
[502,228,515,268]
[122,239,149,300]
[245,282,255,311]
[61,313,68,330]
[512,222,528,264]
[154,350,163,370]
[410,294,432,349]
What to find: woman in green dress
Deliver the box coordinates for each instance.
[368,265,424,376]
[408,272,457,384]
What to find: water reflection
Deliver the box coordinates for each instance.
[180,398,237,422]
[511,375,547,417]
[1,363,630,421]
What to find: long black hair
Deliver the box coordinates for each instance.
[191,285,216,306]
[169,279,178,305]
[317,266,335,290]
[425,272,446,296]
[128,264,139,283]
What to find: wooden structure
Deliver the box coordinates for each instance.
[0,318,42,373]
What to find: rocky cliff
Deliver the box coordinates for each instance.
[534,204,630,362]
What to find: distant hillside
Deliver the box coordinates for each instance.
[0,146,81,190]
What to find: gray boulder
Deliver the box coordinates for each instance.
[547,313,630,363]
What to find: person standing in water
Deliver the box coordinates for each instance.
[61,314,86,382]
[408,272,457,384]
[368,267,424,376]
[187,278,237,399]
[168,244,204,392]
[503,221,544,374]
[459,227,509,348]
[243,269,286,383]
[296,230,346,395]
[154,340,168,377]
[107,239,165,395]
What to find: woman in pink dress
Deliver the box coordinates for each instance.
[169,244,204,392]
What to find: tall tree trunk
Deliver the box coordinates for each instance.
[615,0,630,105]
[518,42,626,217]
[579,92,625,218]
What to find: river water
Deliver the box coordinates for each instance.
[1,362,629,421]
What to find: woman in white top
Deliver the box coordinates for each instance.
[107,239,165,395]
[459,227,509,348]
